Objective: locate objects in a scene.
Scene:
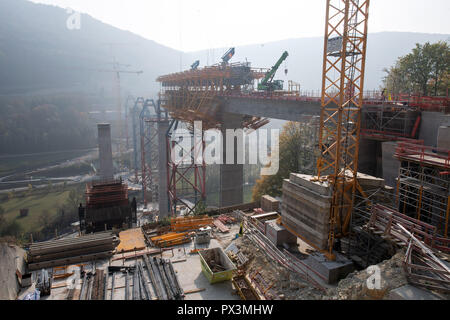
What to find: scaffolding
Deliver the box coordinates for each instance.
[131,97,145,182]
[361,105,421,141]
[395,141,450,238]
[157,62,267,130]
[166,120,206,216]
[139,99,168,208]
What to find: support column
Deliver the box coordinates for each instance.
[219,113,244,207]
[97,123,114,181]
[158,119,170,217]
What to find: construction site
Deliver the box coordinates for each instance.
[2,0,450,302]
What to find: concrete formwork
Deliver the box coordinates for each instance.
[281,173,332,250]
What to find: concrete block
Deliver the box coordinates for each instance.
[265,220,297,246]
[355,171,385,189]
[305,252,354,284]
[261,195,280,212]
[289,173,332,196]
[388,284,443,300]
[281,175,332,250]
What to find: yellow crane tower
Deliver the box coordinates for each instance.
[316,0,371,260]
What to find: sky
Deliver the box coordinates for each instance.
[29,0,450,52]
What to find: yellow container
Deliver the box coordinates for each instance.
[199,248,236,284]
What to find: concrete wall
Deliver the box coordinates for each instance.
[437,126,450,150]
[419,112,450,147]
[358,138,378,177]
[382,141,400,188]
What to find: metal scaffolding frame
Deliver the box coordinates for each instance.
[166,120,206,216]
[361,105,421,141]
[139,99,168,208]
[157,62,267,130]
[395,141,450,238]
[131,97,145,182]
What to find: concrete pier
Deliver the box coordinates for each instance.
[158,119,170,217]
[97,123,114,180]
[219,113,244,207]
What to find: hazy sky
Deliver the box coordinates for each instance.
[29,0,450,52]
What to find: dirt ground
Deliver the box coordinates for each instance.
[0,241,26,300]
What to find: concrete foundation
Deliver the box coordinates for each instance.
[219,113,244,207]
[281,173,332,250]
[264,220,297,246]
[97,123,114,180]
[305,252,354,284]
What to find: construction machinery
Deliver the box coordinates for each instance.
[191,60,200,70]
[257,51,289,92]
[221,47,235,65]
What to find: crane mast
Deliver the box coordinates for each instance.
[316,0,370,260]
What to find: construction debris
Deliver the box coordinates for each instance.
[199,247,236,284]
[399,224,450,293]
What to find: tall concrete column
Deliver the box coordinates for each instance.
[219,113,244,207]
[97,123,114,180]
[158,119,170,217]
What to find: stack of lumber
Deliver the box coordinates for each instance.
[213,219,230,233]
[217,214,236,225]
[261,195,280,212]
[27,232,119,270]
[150,232,190,248]
[170,215,213,232]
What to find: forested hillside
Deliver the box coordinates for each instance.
[0,94,96,154]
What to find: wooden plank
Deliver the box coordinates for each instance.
[184,288,206,295]
[213,219,230,233]
[171,258,187,264]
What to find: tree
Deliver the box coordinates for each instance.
[39,210,52,229]
[0,206,4,216]
[383,41,450,96]
[252,120,318,201]
[66,188,84,209]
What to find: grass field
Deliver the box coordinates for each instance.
[0,189,73,234]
